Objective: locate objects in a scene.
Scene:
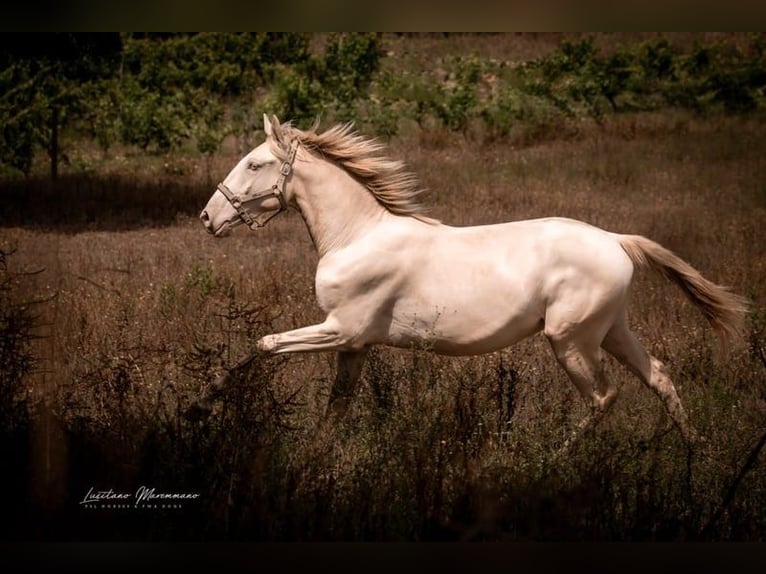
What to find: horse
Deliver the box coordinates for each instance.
[191,113,749,449]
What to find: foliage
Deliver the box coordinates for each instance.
[3,33,765,177]
[371,35,766,142]
[0,248,39,433]
[265,33,382,126]
[319,33,382,120]
[117,32,381,151]
[664,38,766,113]
[0,33,121,177]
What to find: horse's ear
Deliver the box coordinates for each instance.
[264,114,284,141]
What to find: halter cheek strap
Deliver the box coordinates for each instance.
[217,139,299,229]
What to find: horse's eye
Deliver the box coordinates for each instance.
[247,162,261,172]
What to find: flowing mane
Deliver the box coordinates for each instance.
[269,118,439,224]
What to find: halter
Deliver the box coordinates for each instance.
[217,139,299,229]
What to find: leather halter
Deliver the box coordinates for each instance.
[216,139,299,229]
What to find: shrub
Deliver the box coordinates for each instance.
[0,248,39,432]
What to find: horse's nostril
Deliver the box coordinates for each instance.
[200,210,215,234]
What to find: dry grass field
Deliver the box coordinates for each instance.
[1,108,764,541]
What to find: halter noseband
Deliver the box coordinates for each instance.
[217,139,299,229]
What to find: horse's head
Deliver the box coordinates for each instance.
[200,114,298,237]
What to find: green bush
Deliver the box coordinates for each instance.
[319,33,382,120]
[4,33,766,175]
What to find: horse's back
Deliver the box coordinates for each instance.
[438,216,632,273]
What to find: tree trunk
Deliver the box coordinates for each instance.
[49,106,59,181]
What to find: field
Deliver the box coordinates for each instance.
[1,36,766,542]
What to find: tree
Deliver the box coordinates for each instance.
[0,33,122,179]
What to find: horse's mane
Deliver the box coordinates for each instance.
[269,117,439,224]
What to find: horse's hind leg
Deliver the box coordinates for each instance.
[602,315,697,446]
[545,330,620,453]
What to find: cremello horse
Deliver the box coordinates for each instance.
[193,114,748,448]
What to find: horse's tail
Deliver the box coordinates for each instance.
[618,234,749,358]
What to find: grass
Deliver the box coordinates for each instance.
[1,106,765,541]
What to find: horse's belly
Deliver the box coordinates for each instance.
[433,311,543,355]
[386,298,544,356]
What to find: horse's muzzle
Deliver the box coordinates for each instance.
[200,210,214,234]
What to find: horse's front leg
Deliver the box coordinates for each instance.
[184,351,261,420]
[185,318,356,420]
[327,349,369,419]
[261,322,372,419]
[256,318,355,354]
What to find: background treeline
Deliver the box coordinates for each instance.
[2,32,765,180]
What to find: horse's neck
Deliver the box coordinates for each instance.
[293,159,389,257]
